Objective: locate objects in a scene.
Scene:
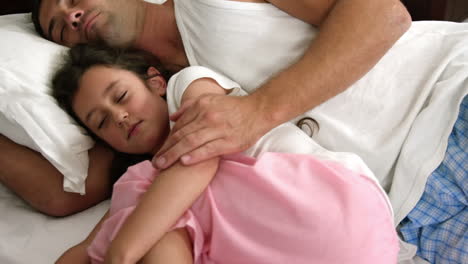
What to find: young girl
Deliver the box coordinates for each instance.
[52,45,399,264]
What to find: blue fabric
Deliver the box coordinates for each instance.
[399,96,467,264]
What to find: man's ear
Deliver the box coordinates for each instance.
[146,66,167,96]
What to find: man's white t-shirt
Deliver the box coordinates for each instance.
[173,0,468,230]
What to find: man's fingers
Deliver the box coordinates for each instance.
[179,139,233,166]
[170,98,196,122]
[157,118,202,157]
[157,107,202,157]
[159,95,223,156]
[171,106,198,133]
[154,94,263,170]
[153,128,222,169]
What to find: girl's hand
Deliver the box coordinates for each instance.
[55,241,91,264]
[104,242,137,264]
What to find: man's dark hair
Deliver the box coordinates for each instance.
[31,0,46,38]
[52,44,172,185]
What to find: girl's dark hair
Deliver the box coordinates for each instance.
[52,44,172,185]
[52,44,172,120]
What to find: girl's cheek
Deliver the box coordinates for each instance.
[103,131,122,149]
[111,140,127,153]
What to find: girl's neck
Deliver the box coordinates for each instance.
[150,124,171,156]
[134,0,188,72]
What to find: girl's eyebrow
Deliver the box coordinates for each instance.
[85,80,120,123]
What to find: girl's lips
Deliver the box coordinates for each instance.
[127,121,142,140]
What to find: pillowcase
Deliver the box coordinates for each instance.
[0,13,94,194]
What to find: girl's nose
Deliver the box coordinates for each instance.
[115,111,129,127]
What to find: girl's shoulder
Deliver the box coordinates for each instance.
[166,66,246,113]
[169,66,239,89]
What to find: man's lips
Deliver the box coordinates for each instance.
[127,121,142,140]
[83,12,100,40]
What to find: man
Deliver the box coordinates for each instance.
[0,0,410,216]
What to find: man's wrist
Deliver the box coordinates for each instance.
[247,90,284,128]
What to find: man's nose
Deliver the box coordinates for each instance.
[65,9,84,30]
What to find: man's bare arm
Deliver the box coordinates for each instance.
[154,0,411,169]
[0,134,113,216]
[253,0,411,121]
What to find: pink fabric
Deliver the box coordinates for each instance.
[88,153,399,264]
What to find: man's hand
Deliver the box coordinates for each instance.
[153,93,266,169]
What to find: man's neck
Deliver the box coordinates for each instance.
[134,0,188,71]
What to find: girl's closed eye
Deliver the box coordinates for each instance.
[117,91,127,103]
[98,115,108,129]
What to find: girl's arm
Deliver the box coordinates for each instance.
[56,213,193,264]
[106,158,219,264]
[104,78,228,264]
[139,228,193,264]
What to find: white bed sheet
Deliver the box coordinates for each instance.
[0,183,108,264]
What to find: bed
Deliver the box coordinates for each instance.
[0,184,108,264]
[0,4,466,264]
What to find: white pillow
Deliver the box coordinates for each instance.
[0,13,94,194]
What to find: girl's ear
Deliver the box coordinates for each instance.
[146,66,167,96]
